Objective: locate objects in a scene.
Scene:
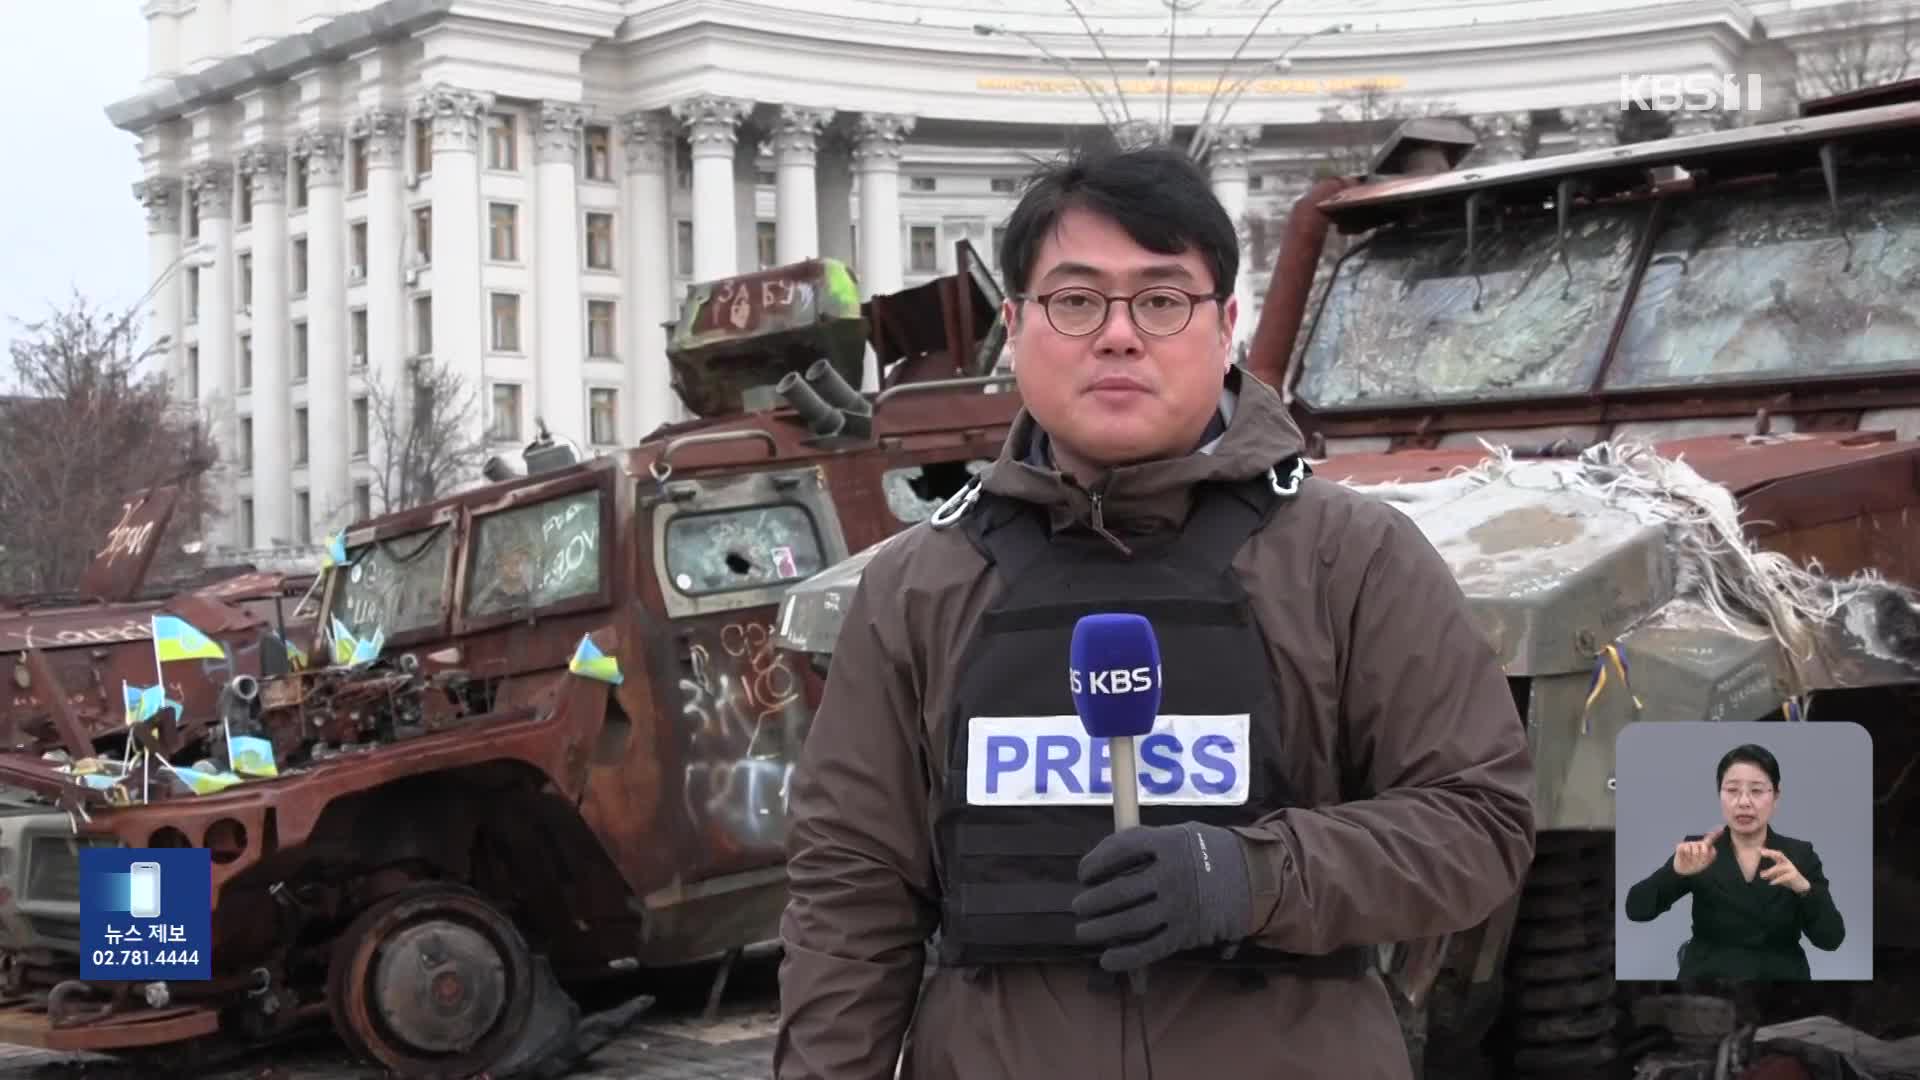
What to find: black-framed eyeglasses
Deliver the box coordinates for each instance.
[1015,285,1227,338]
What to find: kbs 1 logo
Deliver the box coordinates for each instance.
[1618,73,1766,113]
[1069,664,1161,695]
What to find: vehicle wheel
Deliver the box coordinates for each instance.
[325,882,537,1078]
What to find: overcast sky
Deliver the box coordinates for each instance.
[1,2,149,389]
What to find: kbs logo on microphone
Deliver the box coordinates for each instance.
[965,714,1251,806]
[1069,665,1161,695]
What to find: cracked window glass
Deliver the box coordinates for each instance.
[466,488,604,618]
[666,504,826,597]
[1608,173,1920,388]
[333,525,452,640]
[883,458,992,524]
[1295,205,1642,408]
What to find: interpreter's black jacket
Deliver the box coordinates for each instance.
[1624,826,1845,981]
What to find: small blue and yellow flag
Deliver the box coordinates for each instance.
[165,762,246,795]
[228,733,279,778]
[321,530,348,568]
[153,614,226,663]
[281,635,309,671]
[330,617,384,667]
[121,682,179,727]
[568,634,623,685]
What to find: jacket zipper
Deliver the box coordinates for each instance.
[1086,491,1134,557]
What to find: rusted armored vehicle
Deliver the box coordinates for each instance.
[776,89,1920,1078]
[0,248,1012,1074]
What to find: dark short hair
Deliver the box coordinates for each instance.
[997,144,1239,300]
[1717,744,1782,789]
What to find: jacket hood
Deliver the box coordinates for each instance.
[978,364,1307,535]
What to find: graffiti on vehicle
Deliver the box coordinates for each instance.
[678,618,811,854]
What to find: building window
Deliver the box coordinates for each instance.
[239,417,253,472]
[187,346,199,396]
[291,158,308,209]
[992,177,1017,194]
[293,406,309,465]
[350,308,368,366]
[756,221,776,269]
[238,253,253,308]
[186,188,200,239]
[412,117,433,176]
[291,237,309,294]
[186,268,199,321]
[584,125,611,181]
[294,491,310,545]
[675,220,693,275]
[675,142,692,189]
[240,498,255,548]
[354,482,372,521]
[352,396,369,458]
[1249,174,1265,191]
[350,136,369,192]
[489,203,517,261]
[487,113,517,170]
[490,382,522,442]
[910,225,937,272]
[293,321,309,380]
[992,224,1009,264]
[350,221,368,277]
[584,212,614,270]
[413,206,432,263]
[587,299,616,358]
[755,169,776,186]
[910,176,936,192]
[414,294,432,355]
[589,387,618,446]
[238,334,252,389]
[238,174,253,226]
[490,293,520,352]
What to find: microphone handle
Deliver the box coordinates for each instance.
[1108,735,1148,998]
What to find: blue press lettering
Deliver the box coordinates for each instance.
[965,714,1251,806]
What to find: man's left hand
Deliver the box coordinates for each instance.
[1760,848,1812,894]
[1072,822,1253,973]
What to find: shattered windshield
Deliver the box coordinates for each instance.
[332,525,453,640]
[465,488,604,618]
[1606,172,1920,388]
[1294,205,1643,408]
[665,504,826,597]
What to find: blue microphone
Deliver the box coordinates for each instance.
[1069,612,1162,834]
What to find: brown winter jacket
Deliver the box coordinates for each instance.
[774,367,1537,1080]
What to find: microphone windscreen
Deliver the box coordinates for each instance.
[1069,612,1162,739]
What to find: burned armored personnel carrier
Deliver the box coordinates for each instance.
[776,90,1920,1079]
[0,248,1010,1074]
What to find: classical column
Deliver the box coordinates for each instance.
[133,176,185,401]
[412,85,493,445]
[536,100,589,444]
[1208,125,1260,349]
[621,110,676,436]
[351,106,408,471]
[852,112,914,297]
[237,142,291,546]
[188,162,239,546]
[815,137,853,266]
[671,95,750,282]
[1468,112,1534,164]
[294,126,350,539]
[773,106,833,264]
[1560,105,1622,151]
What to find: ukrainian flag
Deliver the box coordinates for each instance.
[321,530,348,568]
[569,634,623,685]
[330,617,383,667]
[166,762,246,795]
[229,734,279,778]
[122,683,177,727]
[152,615,226,663]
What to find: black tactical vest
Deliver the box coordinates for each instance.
[928,459,1370,978]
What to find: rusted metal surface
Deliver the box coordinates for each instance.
[667,258,869,418]
[73,485,179,603]
[1244,175,1352,391]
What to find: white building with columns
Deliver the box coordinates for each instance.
[111,0,1856,554]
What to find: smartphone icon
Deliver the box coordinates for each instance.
[128,862,162,919]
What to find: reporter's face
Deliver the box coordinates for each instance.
[1719,762,1777,835]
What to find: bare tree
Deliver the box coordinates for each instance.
[1792,0,1920,98]
[0,294,216,595]
[362,355,491,515]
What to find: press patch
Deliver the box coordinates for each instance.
[965,714,1252,806]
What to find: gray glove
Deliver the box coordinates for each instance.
[1072,821,1253,973]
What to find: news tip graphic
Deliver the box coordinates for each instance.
[79,847,212,981]
[1612,720,1874,982]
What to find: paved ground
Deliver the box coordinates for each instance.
[0,951,782,1079]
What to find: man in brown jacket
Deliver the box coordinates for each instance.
[774,144,1536,1079]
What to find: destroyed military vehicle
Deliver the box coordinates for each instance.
[775,89,1920,1078]
[0,249,1009,1074]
